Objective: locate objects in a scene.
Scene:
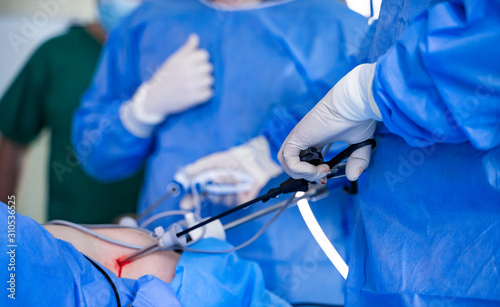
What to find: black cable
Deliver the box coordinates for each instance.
[292,303,343,307]
[177,192,277,237]
[181,195,295,254]
[325,139,376,173]
[84,255,121,307]
[176,175,313,238]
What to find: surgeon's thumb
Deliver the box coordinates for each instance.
[178,34,200,54]
[345,145,372,181]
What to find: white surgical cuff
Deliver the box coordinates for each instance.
[335,63,382,122]
[119,101,159,138]
[129,86,166,124]
[367,65,382,121]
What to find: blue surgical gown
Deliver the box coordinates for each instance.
[72,0,369,304]
[0,204,289,306]
[346,0,500,305]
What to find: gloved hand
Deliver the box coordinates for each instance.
[129,34,214,124]
[177,136,283,208]
[278,63,382,183]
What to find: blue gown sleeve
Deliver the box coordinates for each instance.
[72,24,153,182]
[372,0,500,150]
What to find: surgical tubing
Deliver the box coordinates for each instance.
[47,220,147,250]
[85,223,152,235]
[139,210,191,228]
[135,188,177,221]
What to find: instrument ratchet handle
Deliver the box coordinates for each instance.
[300,139,377,180]
[324,139,376,169]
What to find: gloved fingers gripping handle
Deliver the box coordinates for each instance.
[279,139,329,183]
[278,63,382,183]
[345,145,372,181]
[281,138,377,183]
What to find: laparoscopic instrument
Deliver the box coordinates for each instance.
[48,140,375,275]
[116,139,376,267]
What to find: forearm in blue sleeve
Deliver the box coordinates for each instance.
[72,26,154,182]
[72,97,153,182]
[372,0,500,150]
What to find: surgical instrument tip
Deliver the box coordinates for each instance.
[117,242,160,266]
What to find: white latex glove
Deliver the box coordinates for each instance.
[278,63,382,183]
[178,136,282,208]
[121,34,214,136]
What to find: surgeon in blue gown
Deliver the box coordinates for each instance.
[278,0,500,305]
[73,0,370,304]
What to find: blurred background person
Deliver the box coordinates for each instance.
[0,0,144,224]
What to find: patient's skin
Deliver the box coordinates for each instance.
[43,225,181,284]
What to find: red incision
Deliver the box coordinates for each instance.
[116,257,132,278]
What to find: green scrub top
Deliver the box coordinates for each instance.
[0,26,144,223]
